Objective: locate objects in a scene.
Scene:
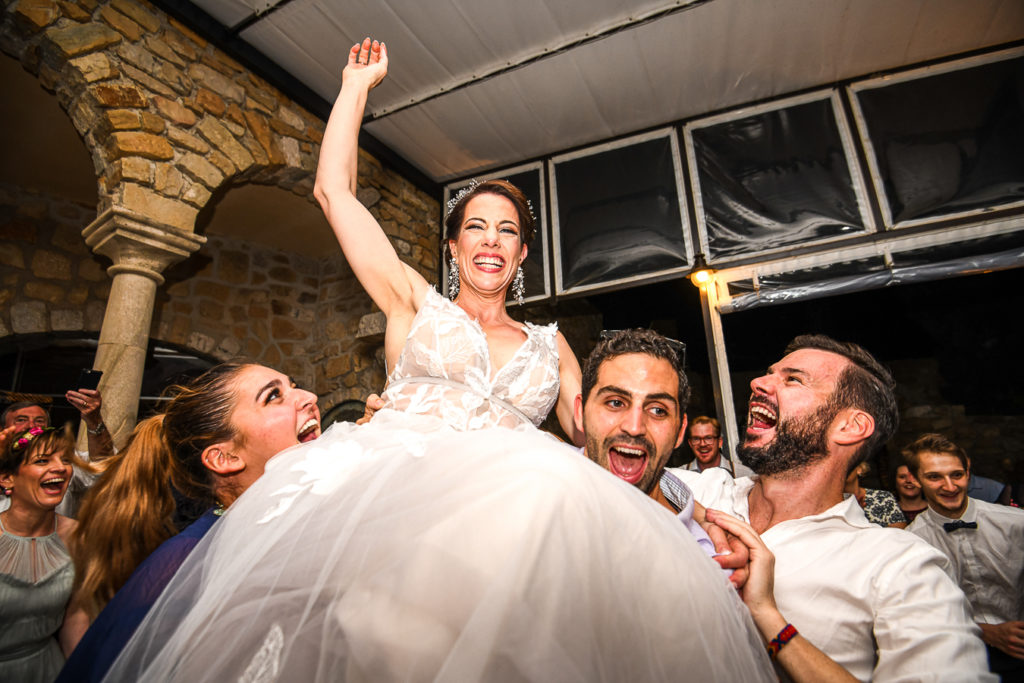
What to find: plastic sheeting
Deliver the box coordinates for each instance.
[553,135,689,292]
[855,55,1024,226]
[690,96,868,261]
[720,236,1024,313]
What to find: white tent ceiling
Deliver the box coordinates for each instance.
[178,0,1024,184]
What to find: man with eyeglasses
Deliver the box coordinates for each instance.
[684,416,753,478]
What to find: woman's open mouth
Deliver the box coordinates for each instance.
[40,477,67,496]
[298,418,320,443]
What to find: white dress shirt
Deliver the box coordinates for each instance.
[908,497,1024,624]
[666,467,993,683]
[683,453,755,478]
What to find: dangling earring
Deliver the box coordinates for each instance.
[3,487,11,496]
[511,265,525,305]
[447,256,460,301]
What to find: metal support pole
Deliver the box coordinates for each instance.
[699,279,741,457]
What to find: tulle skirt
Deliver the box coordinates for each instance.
[106,410,773,682]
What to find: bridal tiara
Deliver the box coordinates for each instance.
[445,179,535,224]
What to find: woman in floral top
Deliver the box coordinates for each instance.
[844,462,908,528]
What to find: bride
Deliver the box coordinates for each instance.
[104,39,772,682]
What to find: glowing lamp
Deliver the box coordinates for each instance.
[689,253,713,288]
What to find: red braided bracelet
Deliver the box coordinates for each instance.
[766,623,798,660]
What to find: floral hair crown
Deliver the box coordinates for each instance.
[12,426,53,452]
[445,179,536,224]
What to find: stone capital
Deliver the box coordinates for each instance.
[83,206,206,284]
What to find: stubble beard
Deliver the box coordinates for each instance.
[586,432,660,494]
[737,402,835,476]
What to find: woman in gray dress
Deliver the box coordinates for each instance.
[0,425,88,682]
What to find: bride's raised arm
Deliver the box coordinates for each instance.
[314,39,427,325]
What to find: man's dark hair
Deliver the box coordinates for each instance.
[581,329,690,413]
[901,433,968,478]
[2,401,48,427]
[785,334,898,468]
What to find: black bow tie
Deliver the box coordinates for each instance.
[943,520,978,533]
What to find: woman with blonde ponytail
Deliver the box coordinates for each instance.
[69,415,178,620]
[57,363,320,682]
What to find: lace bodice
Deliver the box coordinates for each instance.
[381,289,560,430]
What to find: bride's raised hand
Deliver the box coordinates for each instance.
[343,37,388,91]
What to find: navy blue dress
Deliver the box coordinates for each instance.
[56,509,219,683]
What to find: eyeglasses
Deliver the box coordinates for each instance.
[688,435,719,444]
[598,330,686,370]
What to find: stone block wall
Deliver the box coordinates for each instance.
[1,178,439,415]
[0,183,107,337]
[156,234,323,389]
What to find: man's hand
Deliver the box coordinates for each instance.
[705,508,778,618]
[357,394,385,426]
[979,621,1024,659]
[707,510,858,683]
[700,519,750,589]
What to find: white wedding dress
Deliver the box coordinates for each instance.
[106,289,772,682]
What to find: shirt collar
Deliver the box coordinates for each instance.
[757,493,873,533]
[919,497,976,526]
[812,495,873,527]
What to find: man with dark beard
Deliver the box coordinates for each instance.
[662,335,991,682]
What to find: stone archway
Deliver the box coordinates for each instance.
[2,0,439,443]
[2,0,329,442]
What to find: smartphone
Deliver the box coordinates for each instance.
[76,369,103,391]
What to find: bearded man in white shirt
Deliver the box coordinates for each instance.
[904,433,1024,679]
[663,334,991,682]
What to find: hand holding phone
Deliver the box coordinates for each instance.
[76,369,102,391]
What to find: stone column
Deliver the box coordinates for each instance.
[83,207,205,447]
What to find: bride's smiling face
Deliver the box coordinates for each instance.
[449,193,527,299]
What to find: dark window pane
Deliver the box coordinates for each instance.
[554,136,688,292]
[856,55,1024,224]
[691,96,867,260]
[1,335,214,424]
[502,168,548,300]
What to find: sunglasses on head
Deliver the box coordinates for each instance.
[598,330,686,370]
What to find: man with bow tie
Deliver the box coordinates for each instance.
[905,433,1024,678]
